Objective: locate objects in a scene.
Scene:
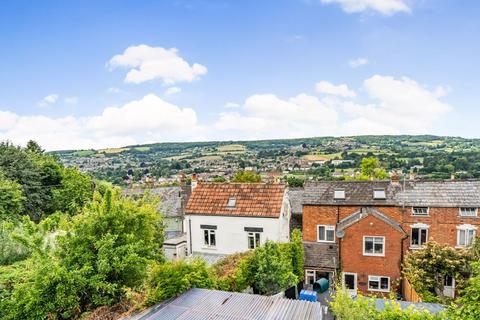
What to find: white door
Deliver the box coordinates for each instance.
[443,276,455,298]
[343,273,357,297]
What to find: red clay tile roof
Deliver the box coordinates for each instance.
[185,183,286,218]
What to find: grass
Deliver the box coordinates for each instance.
[72,150,96,157]
[197,155,222,161]
[134,147,150,152]
[98,147,129,154]
[217,144,246,153]
[303,152,342,161]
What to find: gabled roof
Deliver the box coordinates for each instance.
[337,207,406,234]
[185,183,285,218]
[303,180,480,207]
[122,186,184,217]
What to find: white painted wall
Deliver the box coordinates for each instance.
[164,242,187,261]
[185,190,291,255]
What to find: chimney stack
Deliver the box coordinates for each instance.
[390,172,399,183]
[451,174,456,181]
[191,173,198,192]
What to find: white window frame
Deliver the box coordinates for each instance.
[363,236,385,256]
[317,225,336,243]
[247,232,261,249]
[334,189,346,200]
[411,207,429,216]
[227,197,236,208]
[459,207,478,217]
[410,223,429,248]
[343,272,357,294]
[368,275,390,292]
[305,269,316,285]
[457,224,477,247]
[203,229,216,247]
[373,188,386,200]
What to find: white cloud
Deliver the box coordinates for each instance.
[108,44,207,85]
[348,57,369,68]
[37,94,59,107]
[0,75,452,150]
[0,94,199,150]
[224,102,240,108]
[321,0,410,15]
[214,93,338,140]
[165,86,182,95]
[315,81,356,98]
[64,96,78,105]
[341,75,452,134]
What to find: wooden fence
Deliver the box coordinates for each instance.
[403,278,422,302]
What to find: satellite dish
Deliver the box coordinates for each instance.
[336,230,345,238]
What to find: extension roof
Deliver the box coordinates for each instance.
[185,183,285,218]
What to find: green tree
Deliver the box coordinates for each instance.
[231,170,262,183]
[25,140,44,154]
[448,261,480,320]
[286,176,305,187]
[0,174,25,220]
[249,241,297,295]
[402,241,471,302]
[145,259,215,305]
[52,167,93,215]
[356,157,389,180]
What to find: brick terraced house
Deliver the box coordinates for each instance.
[184,183,291,264]
[302,179,480,297]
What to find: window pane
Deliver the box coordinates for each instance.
[459,230,466,246]
[420,229,427,244]
[374,243,383,254]
[345,274,355,289]
[369,280,379,290]
[318,226,325,240]
[326,229,335,242]
[412,228,419,245]
[255,233,260,247]
[204,230,209,245]
[467,230,475,245]
[380,278,389,290]
[210,231,216,246]
[365,239,373,253]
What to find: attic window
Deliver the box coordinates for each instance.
[373,189,386,200]
[227,197,236,208]
[334,189,345,200]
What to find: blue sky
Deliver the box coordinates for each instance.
[0,0,479,150]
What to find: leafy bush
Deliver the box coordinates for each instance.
[145,258,215,305]
[330,286,446,320]
[448,261,480,320]
[211,251,252,291]
[402,241,471,302]
[231,170,262,182]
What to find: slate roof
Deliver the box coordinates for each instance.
[304,180,480,207]
[337,207,406,234]
[288,188,304,214]
[304,241,338,269]
[185,183,285,218]
[123,187,184,217]
[130,288,324,320]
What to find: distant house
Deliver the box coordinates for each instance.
[302,179,480,297]
[184,182,291,263]
[123,186,188,235]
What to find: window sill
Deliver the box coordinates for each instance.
[411,215,430,217]
[458,216,479,218]
[363,253,385,257]
[201,246,217,251]
[368,288,390,293]
[409,246,426,250]
[317,240,336,243]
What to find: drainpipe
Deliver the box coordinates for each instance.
[337,206,341,277]
[188,218,192,255]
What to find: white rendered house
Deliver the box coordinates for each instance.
[184,182,291,263]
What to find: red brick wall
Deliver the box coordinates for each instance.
[340,214,404,295]
[303,204,480,295]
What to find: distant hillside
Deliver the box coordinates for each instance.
[53,135,480,185]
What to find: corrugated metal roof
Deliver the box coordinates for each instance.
[133,288,323,320]
[304,180,480,207]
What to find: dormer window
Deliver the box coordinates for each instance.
[227,197,236,208]
[412,207,429,216]
[373,189,386,200]
[334,189,346,200]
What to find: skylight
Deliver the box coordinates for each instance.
[373,189,386,200]
[334,189,345,200]
[227,197,236,208]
